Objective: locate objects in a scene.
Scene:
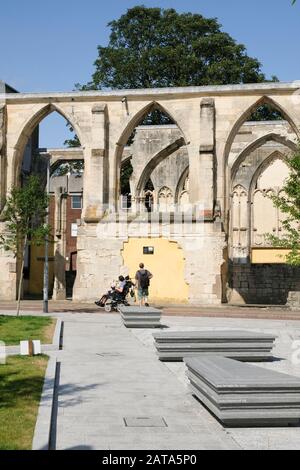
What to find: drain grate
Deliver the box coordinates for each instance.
[124,417,167,427]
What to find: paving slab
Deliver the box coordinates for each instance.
[53,313,239,450]
[31,312,300,450]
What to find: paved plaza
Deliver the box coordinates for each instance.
[40,311,300,450]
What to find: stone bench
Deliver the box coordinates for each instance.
[184,355,300,427]
[153,330,276,362]
[119,306,161,328]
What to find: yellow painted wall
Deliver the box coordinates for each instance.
[122,238,189,304]
[28,245,54,295]
[251,248,292,264]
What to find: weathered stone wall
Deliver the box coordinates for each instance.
[0,224,17,300]
[1,81,300,304]
[73,217,226,305]
[229,263,300,305]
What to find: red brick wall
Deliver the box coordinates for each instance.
[65,195,82,271]
[48,194,82,271]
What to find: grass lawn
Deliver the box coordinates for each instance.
[0,355,48,450]
[0,316,56,346]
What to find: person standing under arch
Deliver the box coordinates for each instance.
[135,263,153,307]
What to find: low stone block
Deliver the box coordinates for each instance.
[119,306,161,328]
[184,355,300,427]
[153,330,276,362]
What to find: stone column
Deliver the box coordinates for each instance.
[52,188,67,300]
[82,104,108,223]
[0,102,7,211]
[0,103,16,300]
[189,98,215,218]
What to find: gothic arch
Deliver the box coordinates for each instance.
[175,165,189,203]
[223,95,298,213]
[250,152,290,247]
[249,150,289,195]
[231,133,296,182]
[10,103,84,187]
[113,101,189,202]
[135,137,185,197]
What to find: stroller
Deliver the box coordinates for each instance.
[95,277,135,312]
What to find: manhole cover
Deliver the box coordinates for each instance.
[124,417,167,427]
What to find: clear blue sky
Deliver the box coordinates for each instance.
[1,0,299,147]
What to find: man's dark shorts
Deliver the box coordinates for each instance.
[138,287,149,300]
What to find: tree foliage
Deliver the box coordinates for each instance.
[0,176,51,314]
[267,146,300,265]
[249,103,284,122]
[82,6,268,90]
[52,160,84,176]
[65,6,278,147]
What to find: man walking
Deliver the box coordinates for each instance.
[135,263,153,307]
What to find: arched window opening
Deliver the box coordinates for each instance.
[19,111,83,302]
[251,157,290,246]
[118,103,186,212]
[158,186,173,212]
[248,103,284,122]
[126,108,175,146]
[144,179,154,213]
[120,159,133,209]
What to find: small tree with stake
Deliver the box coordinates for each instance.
[0,175,51,316]
[267,144,300,266]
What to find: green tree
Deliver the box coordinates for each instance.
[82,6,268,90]
[52,160,84,176]
[267,146,300,265]
[0,176,51,315]
[66,6,278,147]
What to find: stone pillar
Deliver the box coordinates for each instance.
[287,291,300,310]
[73,105,110,300]
[189,98,215,218]
[0,103,16,300]
[0,223,17,300]
[0,104,6,209]
[82,104,108,223]
[52,189,67,300]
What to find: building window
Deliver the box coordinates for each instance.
[71,223,78,238]
[72,195,82,209]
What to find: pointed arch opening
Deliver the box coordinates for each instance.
[224,95,298,215]
[116,101,188,211]
[12,104,83,185]
[10,103,84,302]
[135,137,185,197]
[231,133,296,183]
[250,151,290,248]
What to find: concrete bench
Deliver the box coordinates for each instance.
[153,330,276,362]
[119,306,161,328]
[184,355,300,427]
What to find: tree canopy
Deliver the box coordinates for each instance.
[80,6,272,91]
[66,6,279,147]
